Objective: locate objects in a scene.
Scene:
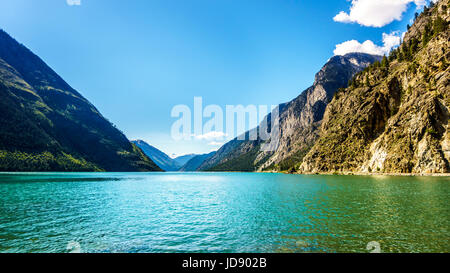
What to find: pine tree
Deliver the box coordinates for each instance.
[381,55,389,68]
[409,38,418,56]
[433,16,447,35]
[389,49,397,61]
[398,50,404,62]
[422,21,432,47]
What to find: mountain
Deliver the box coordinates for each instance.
[300,0,449,174]
[131,140,215,171]
[179,152,216,172]
[132,140,181,171]
[0,30,161,172]
[199,52,382,172]
[173,154,197,166]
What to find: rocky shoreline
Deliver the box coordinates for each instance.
[261,170,450,177]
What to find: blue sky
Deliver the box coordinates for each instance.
[0,0,433,157]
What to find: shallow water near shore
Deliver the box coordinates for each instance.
[0,172,448,253]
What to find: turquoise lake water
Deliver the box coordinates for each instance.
[0,172,448,253]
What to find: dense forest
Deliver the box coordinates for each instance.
[0,30,161,172]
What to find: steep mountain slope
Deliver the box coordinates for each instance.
[179,152,216,172]
[0,30,161,172]
[301,0,449,174]
[200,53,381,172]
[133,140,181,171]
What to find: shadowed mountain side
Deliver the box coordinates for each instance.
[0,30,161,172]
[179,152,216,172]
[173,154,197,167]
[133,140,182,171]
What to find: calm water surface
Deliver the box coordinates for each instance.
[0,172,448,253]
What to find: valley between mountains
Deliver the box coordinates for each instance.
[0,0,448,175]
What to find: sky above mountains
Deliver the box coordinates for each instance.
[0,0,436,157]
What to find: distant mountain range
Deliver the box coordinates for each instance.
[173,154,197,167]
[179,152,216,172]
[199,52,382,172]
[132,140,181,171]
[0,30,161,172]
[133,140,215,171]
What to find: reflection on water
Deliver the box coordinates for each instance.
[0,172,448,253]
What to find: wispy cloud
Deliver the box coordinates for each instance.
[334,32,402,56]
[208,141,225,146]
[193,131,228,141]
[67,0,81,6]
[333,0,428,27]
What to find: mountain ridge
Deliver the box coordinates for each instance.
[179,152,216,172]
[300,0,449,174]
[199,52,382,172]
[132,140,181,171]
[173,154,198,167]
[0,29,161,172]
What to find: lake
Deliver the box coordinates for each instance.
[0,172,448,253]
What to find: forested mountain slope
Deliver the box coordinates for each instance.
[0,30,161,172]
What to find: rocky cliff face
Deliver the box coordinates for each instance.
[301,0,449,174]
[260,53,382,171]
[200,53,381,171]
[0,30,161,172]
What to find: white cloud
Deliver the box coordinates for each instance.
[67,0,81,6]
[333,0,428,27]
[334,40,384,56]
[208,141,225,146]
[334,32,402,56]
[193,131,227,140]
[382,32,402,52]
